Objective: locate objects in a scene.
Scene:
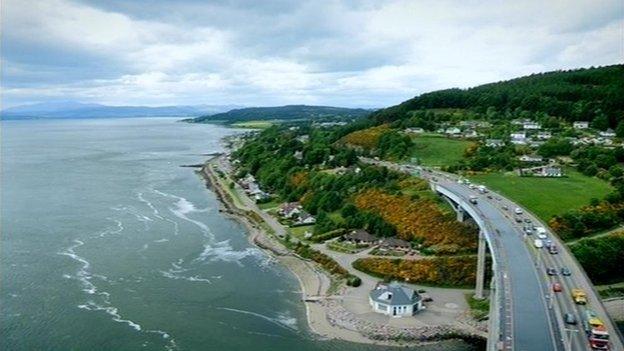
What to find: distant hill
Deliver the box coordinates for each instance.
[1,101,242,119]
[371,64,624,127]
[188,105,372,123]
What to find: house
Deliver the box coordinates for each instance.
[279,202,302,219]
[523,121,541,130]
[445,127,461,136]
[537,132,552,140]
[463,130,479,138]
[405,127,425,134]
[296,135,310,143]
[379,237,411,251]
[573,121,589,129]
[518,154,544,163]
[485,139,504,148]
[296,212,316,225]
[519,166,563,177]
[599,129,616,138]
[369,281,423,317]
[343,229,377,245]
[510,132,528,145]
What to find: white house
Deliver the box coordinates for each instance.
[519,154,544,163]
[279,202,302,219]
[537,132,552,140]
[405,127,425,134]
[599,129,616,138]
[485,139,505,148]
[296,212,316,225]
[510,132,528,145]
[464,130,479,138]
[573,121,589,129]
[445,127,461,136]
[369,282,423,317]
[523,121,541,130]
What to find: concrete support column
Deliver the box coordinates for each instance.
[474,230,487,299]
[456,207,465,222]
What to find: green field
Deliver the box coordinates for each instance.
[231,120,274,129]
[410,135,473,167]
[469,169,612,221]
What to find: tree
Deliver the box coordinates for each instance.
[616,121,624,138]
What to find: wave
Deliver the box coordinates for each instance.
[58,239,108,299]
[97,219,125,238]
[193,240,269,267]
[111,205,152,230]
[160,259,216,283]
[138,190,182,236]
[152,189,212,239]
[154,238,169,243]
[216,307,298,332]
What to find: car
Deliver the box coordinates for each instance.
[553,283,562,292]
[561,267,571,276]
[534,239,543,248]
[502,205,509,210]
[524,218,532,223]
[544,239,553,248]
[514,207,523,215]
[495,196,502,201]
[537,233,548,240]
[548,245,558,254]
[547,268,558,276]
[564,313,577,325]
[487,195,493,199]
[515,217,522,223]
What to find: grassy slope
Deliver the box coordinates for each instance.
[469,169,612,221]
[231,120,274,129]
[411,135,473,167]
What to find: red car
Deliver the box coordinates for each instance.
[553,283,562,292]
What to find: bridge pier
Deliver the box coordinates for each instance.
[474,230,487,299]
[456,207,466,222]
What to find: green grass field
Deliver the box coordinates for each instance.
[410,135,473,167]
[231,120,274,129]
[469,169,612,221]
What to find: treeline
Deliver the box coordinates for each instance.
[352,256,478,288]
[569,231,624,285]
[371,65,624,128]
[293,242,361,287]
[341,125,414,160]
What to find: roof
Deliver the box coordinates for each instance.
[370,282,421,306]
[280,202,301,213]
[380,237,410,248]
[345,229,376,242]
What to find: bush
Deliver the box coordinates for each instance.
[346,275,362,287]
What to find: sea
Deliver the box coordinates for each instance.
[0,118,478,350]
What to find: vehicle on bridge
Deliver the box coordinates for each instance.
[583,309,611,350]
[572,288,588,304]
[469,196,478,204]
[534,239,543,248]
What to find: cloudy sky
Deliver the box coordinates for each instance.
[1,0,622,108]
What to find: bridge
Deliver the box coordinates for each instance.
[361,158,623,351]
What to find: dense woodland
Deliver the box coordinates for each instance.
[371,65,624,127]
[192,104,371,123]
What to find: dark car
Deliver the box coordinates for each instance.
[515,217,522,223]
[549,245,558,254]
[564,313,577,325]
[547,268,558,276]
[561,267,571,276]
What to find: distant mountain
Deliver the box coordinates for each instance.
[189,105,372,123]
[1,101,242,119]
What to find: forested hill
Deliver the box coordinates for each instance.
[189,105,371,123]
[373,64,624,127]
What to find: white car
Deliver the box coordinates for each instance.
[538,233,548,240]
[514,207,523,215]
[534,239,543,248]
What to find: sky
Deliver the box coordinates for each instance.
[1,0,623,108]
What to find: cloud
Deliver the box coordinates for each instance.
[1,0,622,108]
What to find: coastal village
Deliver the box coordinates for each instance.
[200,107,624,346]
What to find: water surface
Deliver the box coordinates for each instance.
[1,118,476,350]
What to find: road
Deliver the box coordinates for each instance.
[362,158,623,351]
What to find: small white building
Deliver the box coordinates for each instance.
[599,129,616,138]
[405,127,425,134]
[537,132,552,140]
[523,121,541,130]
[279,202,302,219]
[519,154,544,163]
[573,121,589,129]
[485,139,505,148]
[445,127,461,136]
[510,132,528,145]
[369,282,423,317]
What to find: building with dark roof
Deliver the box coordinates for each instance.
[369,282,423,316]
[379,237,411,251]
[343,229,377,245]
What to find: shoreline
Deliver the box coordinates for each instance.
[197,156,487,347]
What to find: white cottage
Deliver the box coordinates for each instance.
[369,282,423,317]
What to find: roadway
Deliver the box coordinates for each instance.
[362,157,623,351]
